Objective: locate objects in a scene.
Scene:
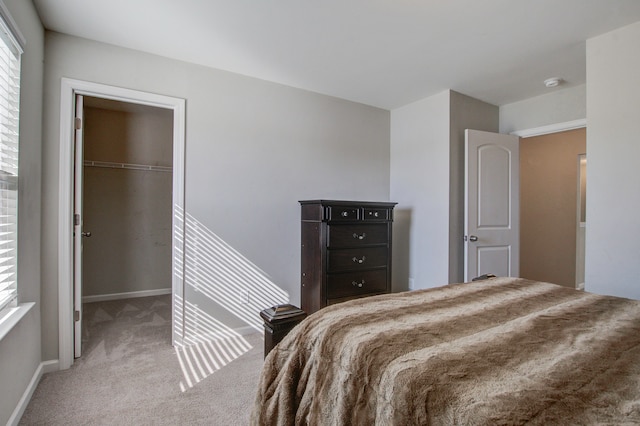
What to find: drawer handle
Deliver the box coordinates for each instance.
[352,256,366,264]
[352,280,365,288]
[352,232,367,240]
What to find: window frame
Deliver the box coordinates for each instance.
[0,2,24,320]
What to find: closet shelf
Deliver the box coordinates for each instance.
[84,160,172,173]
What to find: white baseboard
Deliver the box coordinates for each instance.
[7,359,59,426]
[82,288,172,303]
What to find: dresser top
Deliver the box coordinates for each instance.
[299,199,397,207]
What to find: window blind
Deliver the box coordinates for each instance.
[0,14,21,314]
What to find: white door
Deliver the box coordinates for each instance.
[73,94,85,358]
[464,129,520,281]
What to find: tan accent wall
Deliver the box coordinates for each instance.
[520,128,586,287]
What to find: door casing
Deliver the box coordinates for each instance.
[73,94,84,358]
[58,78,186,370]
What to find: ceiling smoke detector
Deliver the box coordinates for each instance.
[544,77,563,88]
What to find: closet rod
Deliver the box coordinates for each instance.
[83,160,172,173]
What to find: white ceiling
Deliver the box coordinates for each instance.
[33,0,640,110]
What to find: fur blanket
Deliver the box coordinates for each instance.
[251,277,640,425]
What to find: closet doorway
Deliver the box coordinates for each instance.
[77,97,174,356]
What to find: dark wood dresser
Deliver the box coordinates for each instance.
[299,200,397,314]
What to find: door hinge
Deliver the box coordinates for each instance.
[74,310,80,322]
[75,117,82,130]
[74,214,80,226]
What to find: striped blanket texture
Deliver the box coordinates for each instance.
[251,277,640,425]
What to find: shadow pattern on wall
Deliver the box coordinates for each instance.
[172,209,289,390]
[183,211,289,331]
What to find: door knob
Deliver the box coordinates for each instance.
[82,231,92,238]
[469,235,478,242]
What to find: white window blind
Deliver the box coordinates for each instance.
[0,13,21,314]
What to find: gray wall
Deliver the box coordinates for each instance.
[41,32,391,360]
[390,91,450,290]
[448,92,499,283]
[0,0,43,424]
[82,105,173,297]
[390,90,497,290]
[585,21,640,299]
[499,84,586,134]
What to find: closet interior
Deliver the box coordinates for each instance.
[81,97,174,301]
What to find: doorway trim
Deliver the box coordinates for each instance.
[58,78,186,370]
[510,118,586,138]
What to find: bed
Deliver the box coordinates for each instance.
[251,277,640,425]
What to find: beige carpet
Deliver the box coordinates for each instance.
[20,295,264,425]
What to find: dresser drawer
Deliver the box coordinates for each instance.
[328,224,388,247]
[326,205,359,221]
[326,269,388,300]
[363,207,391,221]
[327,247,388,272]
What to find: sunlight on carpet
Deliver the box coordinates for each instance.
[175,334,253,392]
